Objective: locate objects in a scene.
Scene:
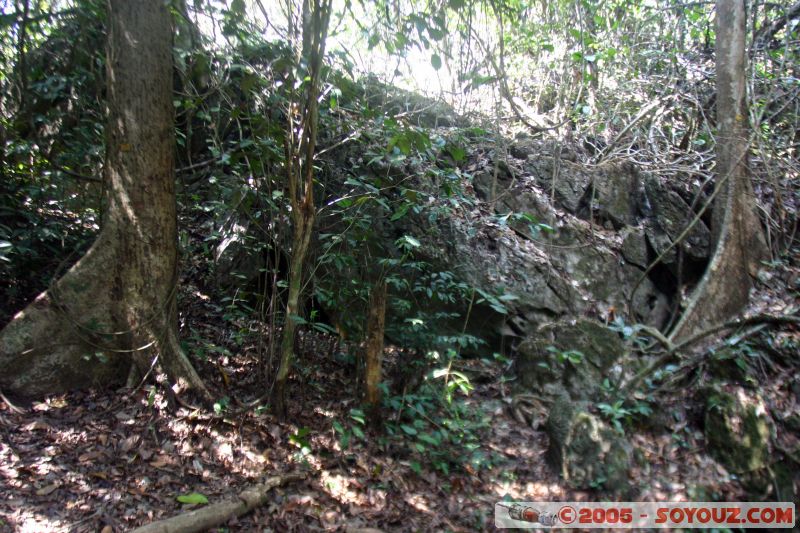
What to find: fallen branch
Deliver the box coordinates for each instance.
[129,472,306,533]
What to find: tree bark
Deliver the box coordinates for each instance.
[670,0,768,342]
[272,0,331,419]
[0,0,209,399]
[364,278,387,425]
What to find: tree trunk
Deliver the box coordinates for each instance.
[0,0,209,399]
[272,208,314,418]
[670,0,768,342]
[364,278,387,425]
[271,0,331,419]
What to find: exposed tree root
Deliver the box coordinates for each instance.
[620,313,800,394]
[128,473,305,533]
[0,0,212,403]
[669,0,768,342]
[0,389,25,414]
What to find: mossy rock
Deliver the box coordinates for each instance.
[704,387,771,474]
[517,319,625,401]
[783,411,800,433]
[706,347,751,382]
[546,396,632,492]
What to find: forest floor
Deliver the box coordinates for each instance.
[1,239,798,532]
[0,324,757,532]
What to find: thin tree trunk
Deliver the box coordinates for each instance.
[15,0,30,105]
[670,0,768,342]
[272,210,314,418]
[0,0,209,400]
[271,0,331,419]
[364,278,387,425]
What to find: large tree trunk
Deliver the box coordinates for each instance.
[0,0,208,399]
[670,0,768,341]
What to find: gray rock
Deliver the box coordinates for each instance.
[589,163,642,228]
[316,135,676,352]
[620,226,649,268]
[644,176,711,264]
[516,319,625,401]
[547,162,593,214]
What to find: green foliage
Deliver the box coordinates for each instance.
[546,345,584,366]
[82,351,109,365]
[382,350,494,474]
[213,396,231,415]
[597,381,654,434]
[597,399,632,433]
[475,287,517,315]
[492,211,554,238]
[0,2,107,320]
[289,427,313,461]
[332,408,367,449]
[176,492,209,505]
[385,386,491,474]
[329,349,497,475]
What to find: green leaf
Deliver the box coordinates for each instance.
[177,492,209,505]
[431,54,443,70]
[400,424,418,435]
[288,314,307,325]
[349,409,366,425]
[230,0,245,15]
[391,203,411,221]
[446,144,466,162]
[398,235,421,249]
[368,33,380,49]
[418,433,441,446]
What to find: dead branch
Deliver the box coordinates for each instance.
[128,472,306,533]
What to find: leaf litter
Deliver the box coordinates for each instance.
[1,252,799,531]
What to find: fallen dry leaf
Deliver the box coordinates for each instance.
[23,419,52,431]
[35,483,59,496]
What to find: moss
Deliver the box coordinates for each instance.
[546,396,631,492]
[707,347,750,382]
[705,388,770,474]
[517,319,625,401]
